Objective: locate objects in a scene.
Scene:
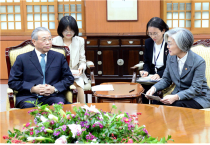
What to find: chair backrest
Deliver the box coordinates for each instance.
[5,40,70,77]
[191,39,210,87]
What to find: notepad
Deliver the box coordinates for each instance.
[92,85,114,91]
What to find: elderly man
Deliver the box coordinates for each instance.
[8,27,74,109]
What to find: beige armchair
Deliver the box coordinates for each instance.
[5,40,73,111]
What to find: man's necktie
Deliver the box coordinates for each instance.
[40,54,46,84]
[38,54,46,98]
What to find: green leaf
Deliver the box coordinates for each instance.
[8,130,12,136]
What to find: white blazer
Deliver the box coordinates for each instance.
[52,36,88,89]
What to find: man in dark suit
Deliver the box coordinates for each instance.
[8,27,74,109]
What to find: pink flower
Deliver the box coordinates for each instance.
[127,139,133,143]
[123,117,131,123]
[2,135,8,139]
[137,112,142,115]
[30,132,33,135]
[24,122,30,127]
[67,114,70,119]
[143,128,149,135]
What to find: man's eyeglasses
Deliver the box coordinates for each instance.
[147,32,159,37]
[37,38,52,43]
[63,30,74,34]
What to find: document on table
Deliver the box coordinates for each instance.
[136,75,161,83]
[92,85,114,91]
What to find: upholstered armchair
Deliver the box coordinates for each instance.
[5,40,73,111]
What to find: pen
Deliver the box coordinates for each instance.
[141,72,144,77]
[129,89,135,93]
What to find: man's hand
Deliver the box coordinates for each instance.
[44,84,55,96]
[160,94,179,104]
[31,84,46,95]
[31,84,55,96]
[140,71,148,77]
[150,74,160,80]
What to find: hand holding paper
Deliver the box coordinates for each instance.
[142,93,161,101]
[71,70,80,79]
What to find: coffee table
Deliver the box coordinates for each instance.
[93,82,144,103]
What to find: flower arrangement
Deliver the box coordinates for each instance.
[3,101,173,143]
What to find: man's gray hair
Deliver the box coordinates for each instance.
[31,27,51,40]
[164,28,194,52]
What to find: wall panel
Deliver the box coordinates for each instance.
[85,0,161,33]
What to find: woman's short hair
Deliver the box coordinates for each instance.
[57,16,79,37]
[164,28,194,52]
[31,27,51,40]
[146,17,169,34]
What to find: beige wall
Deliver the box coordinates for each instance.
[1,1,209,80]
[85,0,160,33]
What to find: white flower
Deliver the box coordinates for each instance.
[48,114,58,122]
[81,105,100,114]
[27,137,36,142]
[67,124,81,138]
[55,135,68,144]
[81,105,101,117]
[40,115,48,122]
[90,139,98,144]
[116,114,124,118]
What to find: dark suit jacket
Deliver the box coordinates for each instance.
[143,38,168,77]
[8,49,74,106]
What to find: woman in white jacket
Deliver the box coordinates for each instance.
[52,16,88,103]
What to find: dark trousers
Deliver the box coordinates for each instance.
[152,99,203,109]
[16,96,71,109]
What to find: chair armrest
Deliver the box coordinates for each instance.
[134,63,144,70]
[64,90,73,103]
[7,88,15,109]
[86,60,95,86]
[156,83,175,99]
[70,85,76,90]
[130,63,144,83]
[130,67,138,83]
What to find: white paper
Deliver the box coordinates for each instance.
[92,85,114,91]
[138,75,161,82]
[71,70,79,75]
